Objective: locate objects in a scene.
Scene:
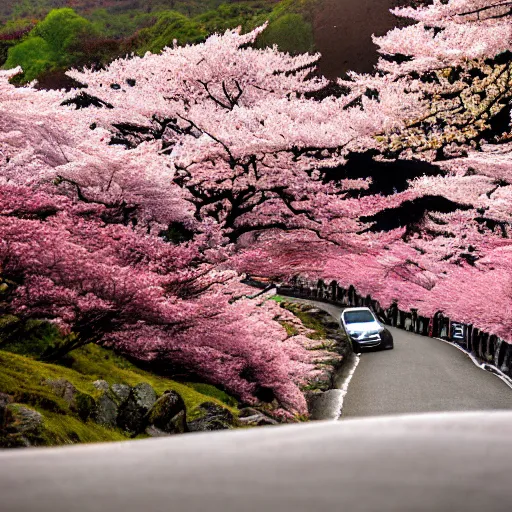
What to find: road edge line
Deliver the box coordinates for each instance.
[332,352,361,420]
[434,337,512,390]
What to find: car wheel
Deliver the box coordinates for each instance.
[381,330,394,350]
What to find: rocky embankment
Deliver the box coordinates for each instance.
[0,377,279,448]
[277,300,352,416]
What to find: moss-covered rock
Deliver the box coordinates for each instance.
[1,404,43,448]
[94,392,118,428]
[187,402,237,432]
[117,383,157,434]
[146,390,187,435]
[111,384,131,404]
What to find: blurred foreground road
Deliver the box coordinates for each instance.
[2,413,512,512]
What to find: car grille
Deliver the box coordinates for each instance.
[359,333,381,343]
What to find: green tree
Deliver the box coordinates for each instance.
[4,36,53,80]
[4,8,97,82]
[134,11,206,54]
[31,8,96,57]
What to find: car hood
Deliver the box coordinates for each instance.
[345,321,381,333]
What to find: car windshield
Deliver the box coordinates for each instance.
[344,310,375,324]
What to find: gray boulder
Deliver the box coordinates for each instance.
[45,378,77,407]
[117,383,157,434]
[94,393,118,428]
[147,391,187,434]
[111,384,131,405]
[44,379,94,421]
[187,402,236,432]
[133,383,157,409]
[93,380,110,392]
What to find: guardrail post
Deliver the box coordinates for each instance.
[439,317,449,339]
[348,285,355,306]
[395,309,402,328]
[486,334,495,363]
[434,314,440,337]
[329,280,337,303]
[475,329,483,358]
[317,279,325,300]
[420,317,429,336]
[494,338,503,368]
[501,345,512,375]
[464,324,472,352]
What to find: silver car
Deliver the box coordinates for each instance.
[340,307,394,351]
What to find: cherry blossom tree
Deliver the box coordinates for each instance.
[0,63,327,416]
[325,0,512,336]
[63,26,403,248]
[2,2,512,417]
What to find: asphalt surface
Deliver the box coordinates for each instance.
[3,412,512,512]
[288,299,512,417]
[343,326,512,417]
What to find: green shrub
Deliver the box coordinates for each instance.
[32,8,96,55]
[4,8,97,82]
[134,10,206,54]
[4,36,54,81]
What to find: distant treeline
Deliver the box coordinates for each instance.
[0,0,316,86]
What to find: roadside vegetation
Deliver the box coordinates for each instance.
[0,299,345,447]
[0,319,239,446]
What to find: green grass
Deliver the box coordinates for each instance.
[270,296,329,339]
[41,411,132,445]
[0,345,237,416]
[185,382,239,408]
[0,339,239,445]
[281,321,300,337]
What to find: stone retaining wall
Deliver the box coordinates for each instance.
[276,277,512,380]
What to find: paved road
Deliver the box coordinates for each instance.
[343,326,512,417]
[3,412,512,512]
[288,299,512,417]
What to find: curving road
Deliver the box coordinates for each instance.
[343,326,512,417]
[287,299,512,417]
